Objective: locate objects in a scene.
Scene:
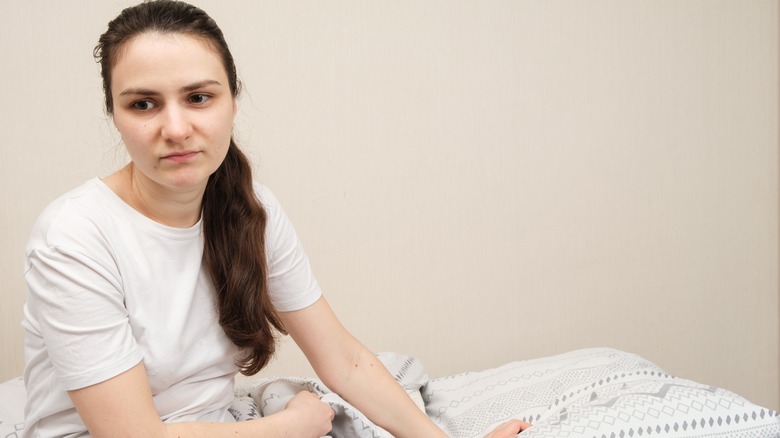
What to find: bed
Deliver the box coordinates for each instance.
[2,348,778,437]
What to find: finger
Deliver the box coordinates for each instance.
[316,395,335,420]
[499,419,530,433]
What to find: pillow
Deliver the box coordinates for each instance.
[422,348,780,438]
[0,376,26,438]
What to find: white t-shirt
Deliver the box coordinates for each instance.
[21,178,322,438]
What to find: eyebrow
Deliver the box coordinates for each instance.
[119,80,223,97]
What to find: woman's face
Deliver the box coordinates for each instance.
[110,32,236,195]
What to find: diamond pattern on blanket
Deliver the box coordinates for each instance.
[422,348,780,438]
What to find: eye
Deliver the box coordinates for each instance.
[131,100,155,111]
[188,93,210,104]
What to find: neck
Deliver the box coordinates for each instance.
[105,164,205,228]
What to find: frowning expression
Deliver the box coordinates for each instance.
[110,32,236,195]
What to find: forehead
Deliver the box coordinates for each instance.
[111,32,228,91]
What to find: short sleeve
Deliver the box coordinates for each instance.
[24,245,143,390]
[257,184,323,312]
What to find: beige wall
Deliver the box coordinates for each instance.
[1,0,778,410]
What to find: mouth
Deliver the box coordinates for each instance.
[162,151,200,163]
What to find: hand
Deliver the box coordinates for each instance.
[283,391,335,437]
[484,419,532,437]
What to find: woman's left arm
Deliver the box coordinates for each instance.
[279,296,447,438]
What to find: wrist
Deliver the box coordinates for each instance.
[267,409,297,438]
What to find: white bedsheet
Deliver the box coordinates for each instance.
[0,376,25,437]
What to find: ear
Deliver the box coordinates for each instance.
[232,98,237,117]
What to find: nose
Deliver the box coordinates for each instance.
[160,104,193,142]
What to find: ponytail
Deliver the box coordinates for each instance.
[202,140,286,375]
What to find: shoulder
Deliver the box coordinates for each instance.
[251,181,299,259]
[253,181,281,212]
[253,181,290,233]
[26,178,123,256]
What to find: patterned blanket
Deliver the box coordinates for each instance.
[232,348,780,438]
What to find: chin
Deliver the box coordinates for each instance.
[162,173,211,192]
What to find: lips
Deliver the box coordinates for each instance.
[163,151,200,163]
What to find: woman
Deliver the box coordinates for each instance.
[21,1,530,437]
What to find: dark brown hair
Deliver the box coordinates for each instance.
[94,0,285,375]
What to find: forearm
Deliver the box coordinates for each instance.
[162,411,307,438]
[69,363,329,438]
[79,406,297,438]
[162,413,291,438]
[326,346,447,438]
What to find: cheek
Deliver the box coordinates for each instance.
[118,128,142,153]
[217,113,235,152]
[114,118,151,157]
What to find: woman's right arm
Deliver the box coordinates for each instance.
[68,362,334,438]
